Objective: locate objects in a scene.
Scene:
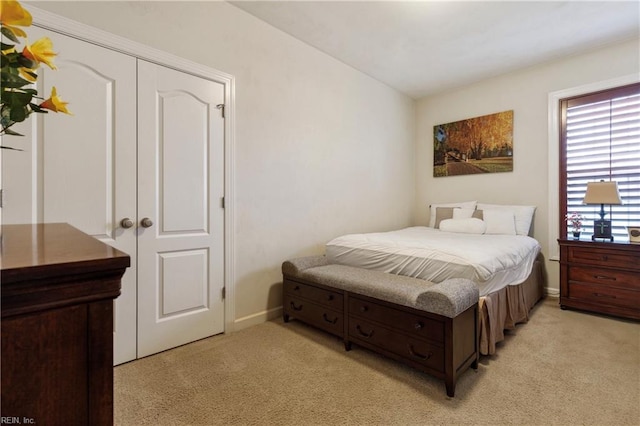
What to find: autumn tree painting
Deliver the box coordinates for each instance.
[433,110,513,177]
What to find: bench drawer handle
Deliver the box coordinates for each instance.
[290,301,303,311]
[327,294,334,301]
[360,305,368,313]
[322,313,338,324]
[356,325,374,338]
[408,345,433,361]
[414,321,424,330]
[293,285,300,291]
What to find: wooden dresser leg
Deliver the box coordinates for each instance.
[445,378,455,398]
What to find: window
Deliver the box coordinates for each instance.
[559,83,640,241]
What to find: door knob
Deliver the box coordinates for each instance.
[120,218,134,229]
[140,217,154,228]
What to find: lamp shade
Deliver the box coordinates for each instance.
[582,181,622,205]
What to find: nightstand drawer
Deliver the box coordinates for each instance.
[568,247,640,271]
[348,296,444,343]
[284,279,344,311]
[567,282,640,310]
[569,266,640,291]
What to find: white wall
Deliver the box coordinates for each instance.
[415,38,640,294]
[32,2,416,327]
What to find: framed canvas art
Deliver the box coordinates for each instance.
[434,110,513,177]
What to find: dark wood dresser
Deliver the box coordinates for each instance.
[1,223,130,425]
[558,238,639,320]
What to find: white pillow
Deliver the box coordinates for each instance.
[428,201,477,228]
[453,208,475,220]
[483,209,517,235]
[477,203,535,236]
[439,218,487,234]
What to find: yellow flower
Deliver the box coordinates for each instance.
[22,37,57,70]
[19,67,36,82]
[39,87,72,115]
[0,0,32,38]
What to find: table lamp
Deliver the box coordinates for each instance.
[582,180,622,241]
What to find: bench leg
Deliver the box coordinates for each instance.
[283,312,290,323]
[344,341,352,351]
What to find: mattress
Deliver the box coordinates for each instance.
[325,226,541,297]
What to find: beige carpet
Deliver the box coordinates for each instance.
[115,298,640,425]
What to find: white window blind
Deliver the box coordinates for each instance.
[562,83,640,241]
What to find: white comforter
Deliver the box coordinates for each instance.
[325,226,541,297]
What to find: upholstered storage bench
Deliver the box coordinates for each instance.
[282,256,479,397]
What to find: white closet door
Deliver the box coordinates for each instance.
[137,60,225,357]
[1,28,139,365]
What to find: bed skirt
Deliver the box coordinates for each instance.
[479,254,546,355]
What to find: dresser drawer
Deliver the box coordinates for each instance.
[284,279,344,311]
[568,266,640,291]
[348,318,444,372]
[566,282,640,310]
[568,247,640,271]
[348,296,444,343]
[283,294,344,336]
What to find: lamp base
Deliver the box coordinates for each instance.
[592,219,614,242]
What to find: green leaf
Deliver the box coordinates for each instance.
[16,55,36,69]
[1,80,31,89]
[30,103,48,113]
[0,41,15,50]
[9,105,28,122]
[1,72,34,89]
[1,27,20,44]
[0,143,25,149]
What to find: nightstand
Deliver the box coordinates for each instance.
[558,239,640,320]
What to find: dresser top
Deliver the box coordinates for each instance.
[558,238,640,253]
[1,223,130,284]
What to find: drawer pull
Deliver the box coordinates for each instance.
[408,345,433,361]
[360,305,369,313]
[293,285,300,291]
[593,275,616,281]
[601,255,608,261]
[327,294,334,301]
[414,321,424,330]
[322,313,338,324]
[356,325,374,338]
[593,293,616,299]
[290,301,303,311]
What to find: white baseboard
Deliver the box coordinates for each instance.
[233,306,283,331]
[545,287,560,298]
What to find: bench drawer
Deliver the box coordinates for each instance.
[349,296,444,343]
[284,279,344,311]
[283,294,344,337]
[348,318,444,373]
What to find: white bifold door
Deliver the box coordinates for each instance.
[1,28,225,364]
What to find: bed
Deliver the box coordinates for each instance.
[324,201,546,355]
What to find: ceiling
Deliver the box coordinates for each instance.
[230,1,640,99]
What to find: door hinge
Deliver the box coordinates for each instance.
[221,196,225,209]
[216,103,225,118]
[0,189,3,208]
[222,287,226,300]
